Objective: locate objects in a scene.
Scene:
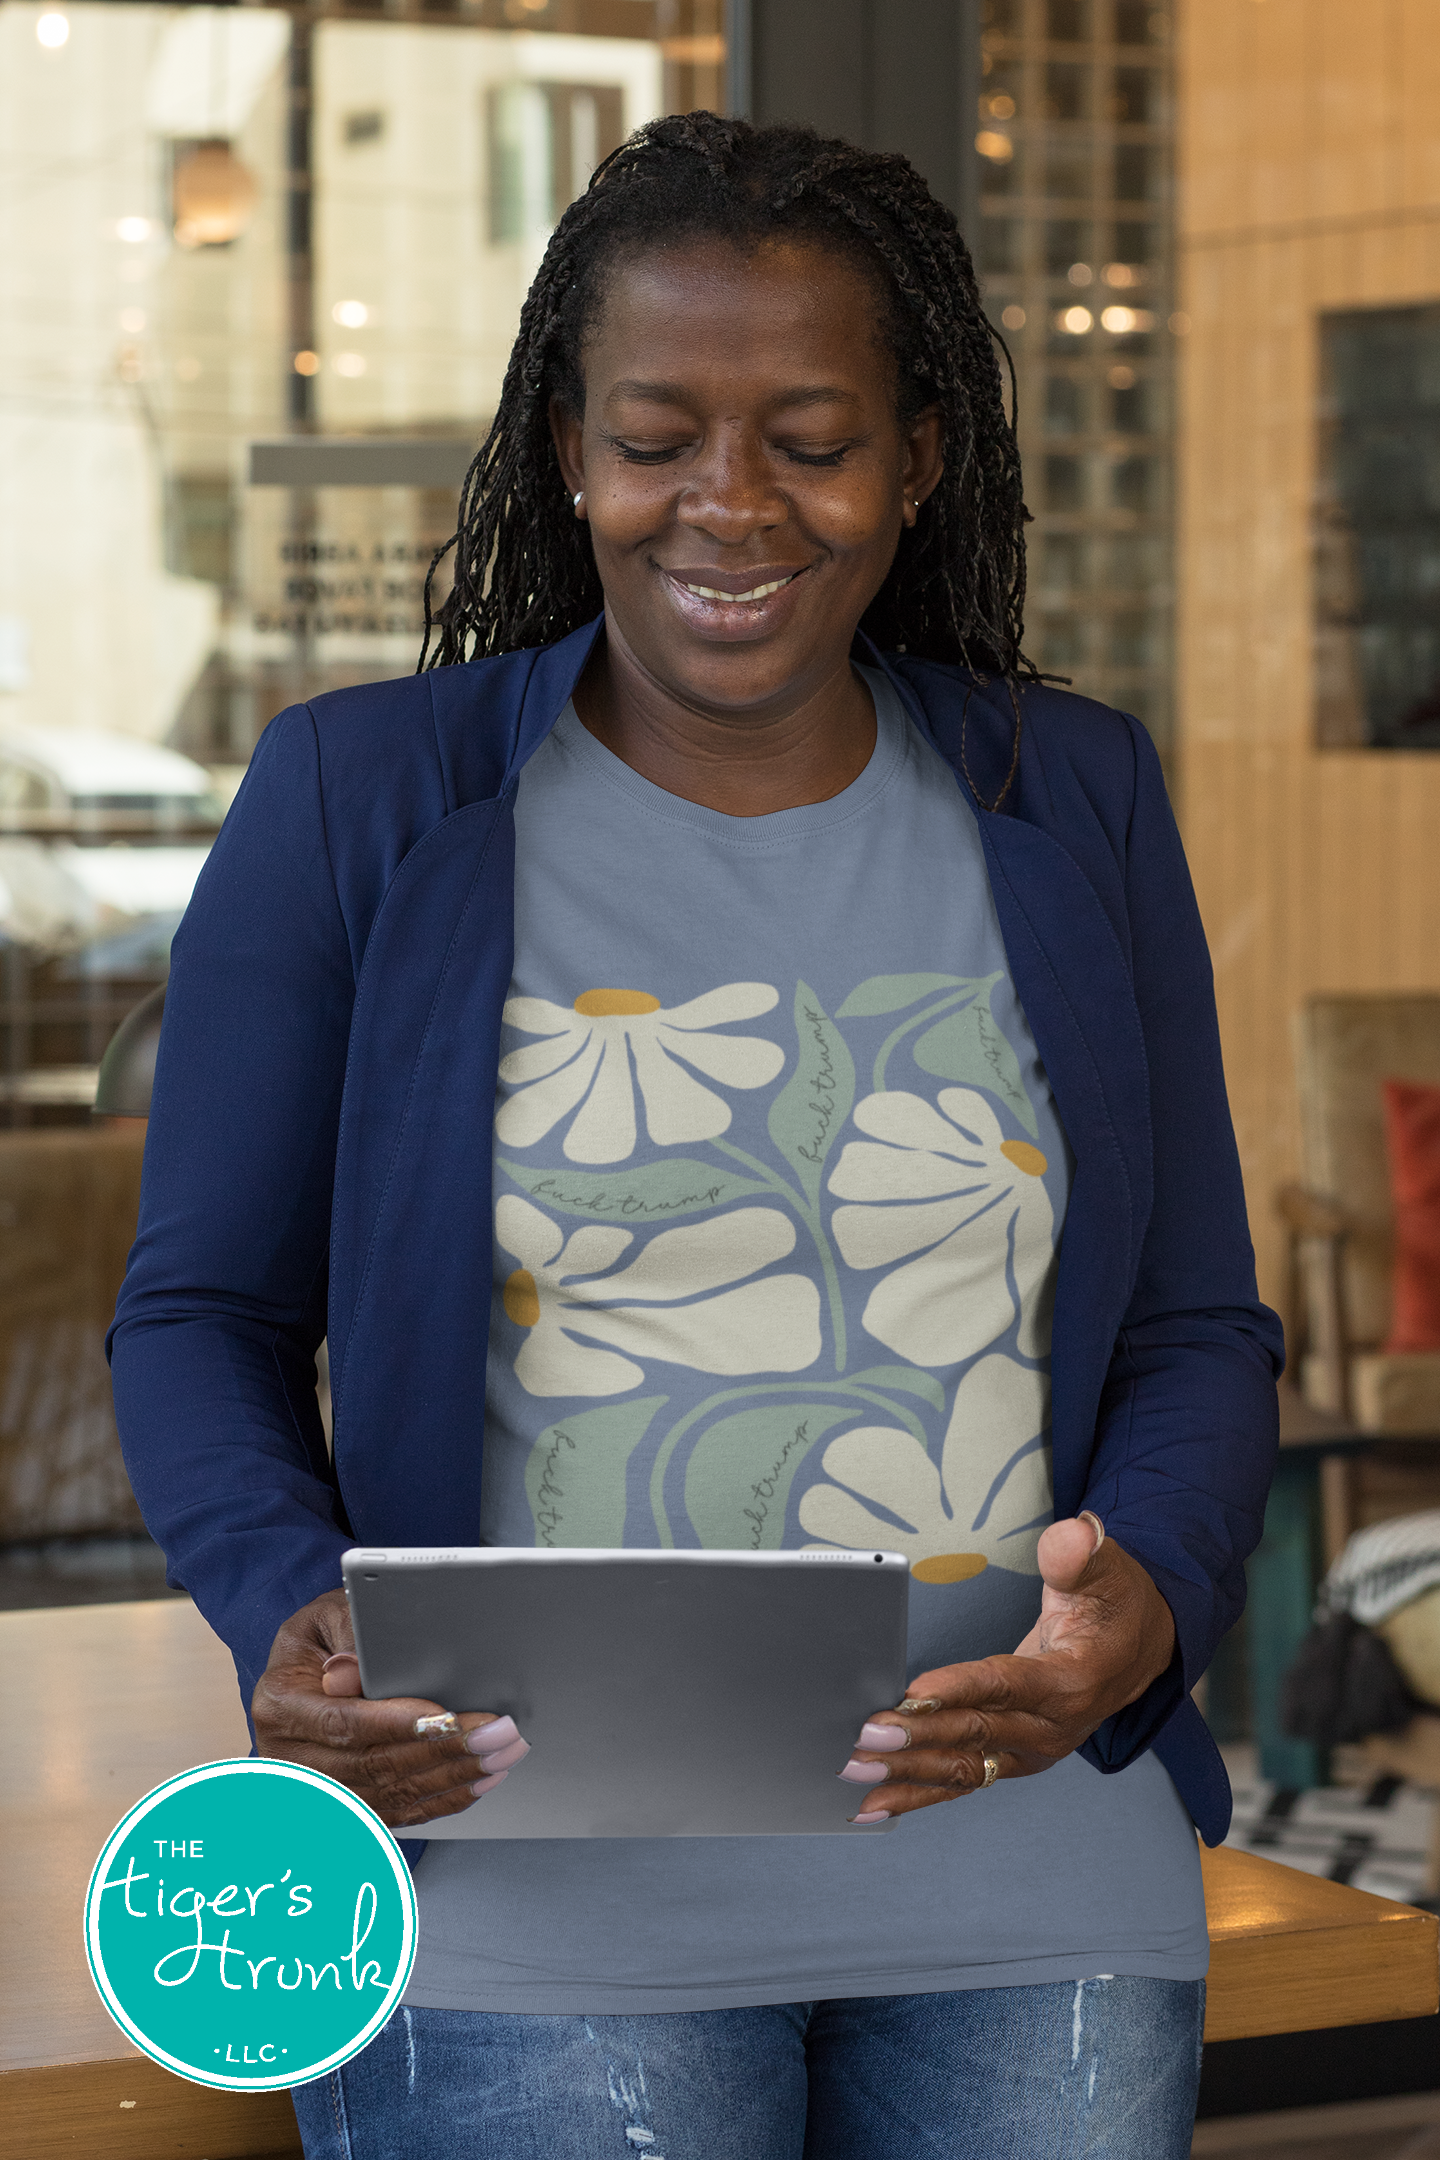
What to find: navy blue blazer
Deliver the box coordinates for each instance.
[109,616,1282,1848]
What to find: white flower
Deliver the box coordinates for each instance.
[496,983,785,1165]
[496,1194,821,1397]
[827,1086,1056,1368]
[798,1354,1052,1578]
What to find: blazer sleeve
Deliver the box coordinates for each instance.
[108,705,358,1708]
[1077,716,1284,1772]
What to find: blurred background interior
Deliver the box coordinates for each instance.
[4,1,1440,2148]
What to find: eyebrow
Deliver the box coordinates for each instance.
[605,379,860,412]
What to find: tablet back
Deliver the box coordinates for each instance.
[343,1547,910,1837]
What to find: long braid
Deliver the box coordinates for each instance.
[420,113,1036,689]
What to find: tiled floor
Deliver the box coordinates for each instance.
[1221,1744,1436,1907]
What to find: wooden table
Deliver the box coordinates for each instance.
[2,1602,1436,2159]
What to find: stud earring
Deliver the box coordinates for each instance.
[573,490,585,511]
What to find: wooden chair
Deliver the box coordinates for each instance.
[0,1127,147,1540]
[1281,993,1440,1434]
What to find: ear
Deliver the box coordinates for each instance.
[549,395,585,500]
[901,404,945,520]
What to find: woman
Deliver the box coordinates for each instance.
[111,115,1281,2156]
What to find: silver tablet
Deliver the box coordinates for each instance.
[343,1546,910,1837]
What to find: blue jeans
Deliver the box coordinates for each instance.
[291,1978,1205,2157]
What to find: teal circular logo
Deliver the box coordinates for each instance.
[84,1759,417,2091]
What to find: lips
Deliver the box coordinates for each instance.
[661,566,809,605]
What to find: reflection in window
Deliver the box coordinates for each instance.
[0,2,692,1124]
[1044,62,1086,121]
[1045,374,1085,435]
[1112,66,1156,124]
[488,80,625,244]
[1315,303,1440,748]
[1045,218,1091,272]
[1044,144,1092,200]
[1114,143,1155,202]
[977,0,1173,753]
[1045,454,1086,510]
[1046,0,1087,39]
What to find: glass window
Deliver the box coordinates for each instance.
[1315,303,1440,747]
[1045,453,1088,510]
[0,0,720,1595]
[971,0,1173,750]
[1114,1,1163,43]
[1114,142,1158,203]
[1111,65,1158,123]
[980,217,1021,275]
[1046,0,1088,40]
[1045,217,1092,273]
[1043,61,1087,121]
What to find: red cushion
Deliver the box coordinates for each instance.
[1383,1078,1440,1352]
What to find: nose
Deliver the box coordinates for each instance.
[676,424,789,544]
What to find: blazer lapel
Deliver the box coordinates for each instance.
[328,622,600,1544]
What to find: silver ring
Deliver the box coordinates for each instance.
[980,1753,1000,1789]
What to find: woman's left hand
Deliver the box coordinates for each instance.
[841,1514,1177,1819]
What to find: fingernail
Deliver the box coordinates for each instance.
[414,1712,460,1737]
[851,1809,891,1824]
[469,1769,509,1797]
[322,1652,357,1671]
[839,1758,890,1786]
[474,1737,530,1775]
[857,1721,908,1751]
[465,1715,519,1756]
[1080,1510,1106,1551]
[896,1697,942,1715]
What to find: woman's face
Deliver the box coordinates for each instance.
[550,237,943,721]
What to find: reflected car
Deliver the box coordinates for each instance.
[0,725,221,960]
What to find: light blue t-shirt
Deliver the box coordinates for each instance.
[404,668,1206,2014]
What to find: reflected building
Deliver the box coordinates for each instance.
[975,0,1175,752]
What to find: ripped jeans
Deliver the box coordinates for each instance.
[289,1977,1205,2158]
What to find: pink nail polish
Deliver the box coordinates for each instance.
[465,1716,519,1756]
[839,1758,890,1785]
[469,1769,509,1797]
[473,1737,530,1775]
[851,1809,891,1824]
[857,1721,907,1751]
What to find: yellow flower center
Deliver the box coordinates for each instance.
[573,988,662,1017]
[1000,1140,1048,1178]
[503,1269,540,1328]
[911,1553,989,1585]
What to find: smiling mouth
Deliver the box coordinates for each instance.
[674,572,803,605]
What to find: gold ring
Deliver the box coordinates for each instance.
[980,1753,1000,1788]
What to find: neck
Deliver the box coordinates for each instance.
[571,615,877,817]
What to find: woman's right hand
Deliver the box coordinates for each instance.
[251,1587,529,1829]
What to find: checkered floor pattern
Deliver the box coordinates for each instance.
[1222,1745,1437,1906]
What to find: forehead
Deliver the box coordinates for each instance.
[582,236,892,397]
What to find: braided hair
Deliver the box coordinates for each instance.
[419,111,1034,685]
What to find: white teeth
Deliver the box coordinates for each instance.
[680,576,795,604]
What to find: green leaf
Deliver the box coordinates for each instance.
[497,1158,771,1224]
[766,982,856,1204]
[525,1397,666,1548]
[684,1402,853,1550]
[911,981,1038,1138]
[847,1364,948,1412]
[836,972,968,1018]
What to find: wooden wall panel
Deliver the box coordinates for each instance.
[1176,0,1440,1316]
